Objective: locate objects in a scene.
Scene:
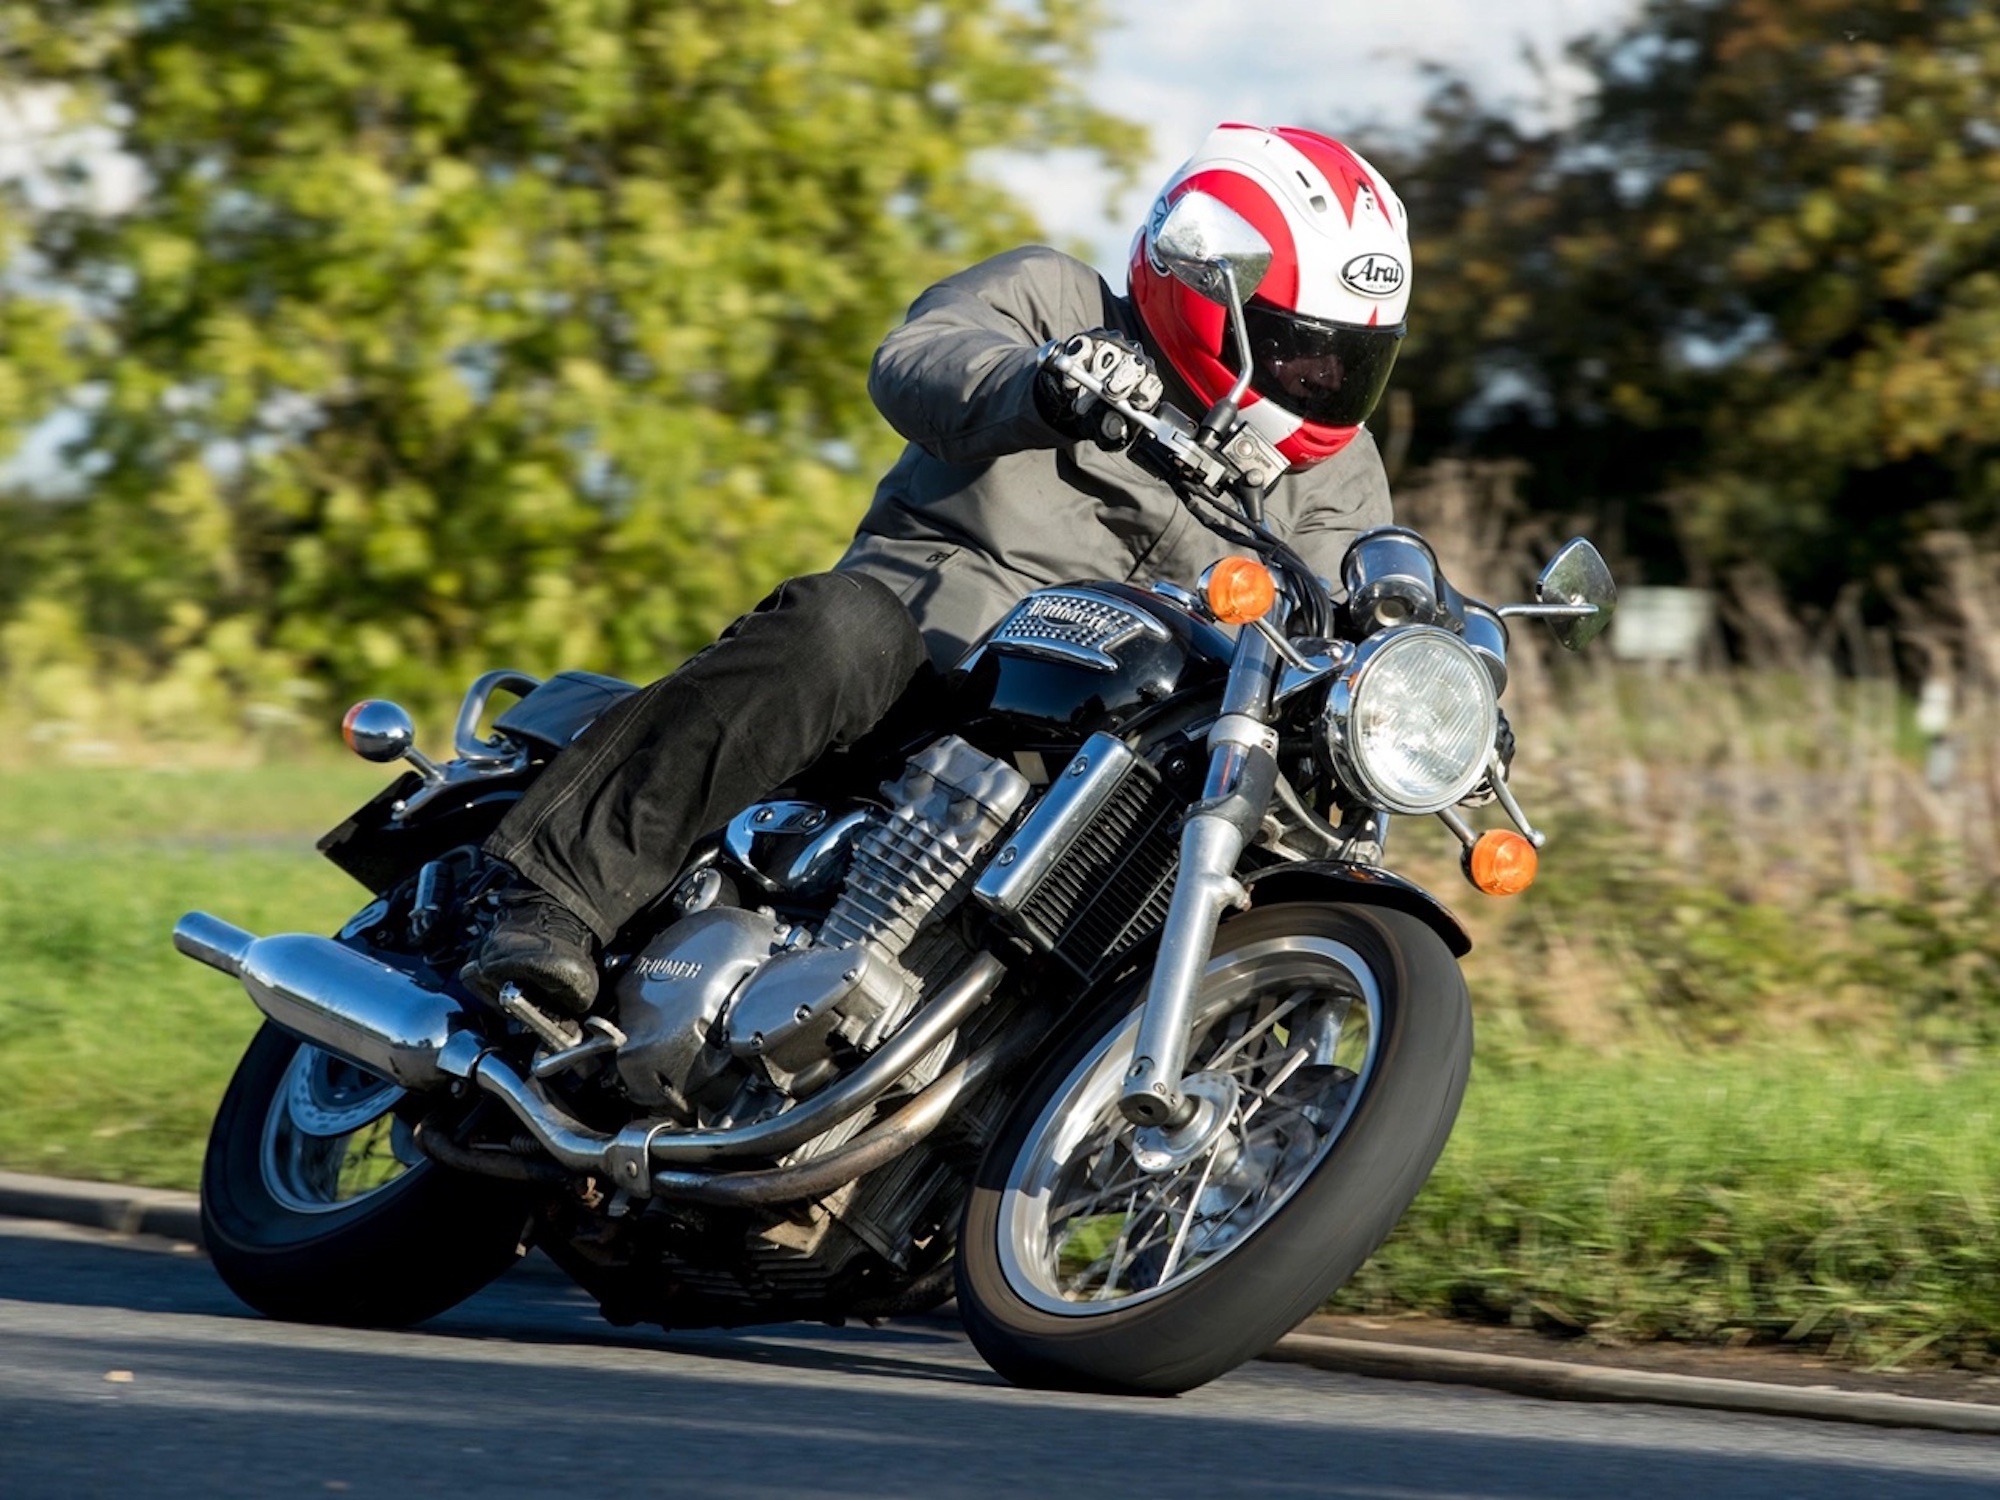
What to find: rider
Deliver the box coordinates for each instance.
[464,123,1414,1021]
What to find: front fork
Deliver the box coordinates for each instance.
[1119,619,1285,1128]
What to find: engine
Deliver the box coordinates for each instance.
[607,736,1029,1122]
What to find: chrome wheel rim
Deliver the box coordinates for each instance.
[259,1045,420,1215]
[997,935,1383,1317]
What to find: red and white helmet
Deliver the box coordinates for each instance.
[1130,124,1411,470]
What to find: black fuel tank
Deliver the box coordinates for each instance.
[952,582,1234,744]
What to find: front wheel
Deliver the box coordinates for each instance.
[956,903,1471,1394]
[200,1022,533,1326]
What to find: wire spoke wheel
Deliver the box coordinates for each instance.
[999,934,1380,1316]
[205,1022,534,1328]
[959,904,1471,1393]
[258,1044,418,1216]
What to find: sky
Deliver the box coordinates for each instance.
[1006,0,1641,276]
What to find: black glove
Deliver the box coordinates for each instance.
[1034,329,1165,451]
[1459,707,1516,808]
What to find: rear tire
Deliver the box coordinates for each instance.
[201,1021,533,1327]
[956,903,1470,1394]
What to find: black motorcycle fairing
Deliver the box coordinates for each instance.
[1241,860,1473,958]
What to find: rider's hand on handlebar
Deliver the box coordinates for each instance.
[1035,329,1165,451]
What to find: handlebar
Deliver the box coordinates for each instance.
[1040,335,1326,634]
[1038,337,1288,501]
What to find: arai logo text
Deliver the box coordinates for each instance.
[1340,253,1406,299]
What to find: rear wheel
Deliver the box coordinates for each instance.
[957,903,1471,1394]
[201,1022,532,1326]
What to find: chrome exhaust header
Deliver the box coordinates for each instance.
[172,912,469,1089]
[469,952,1010,1195]
[176,910,1011,1199]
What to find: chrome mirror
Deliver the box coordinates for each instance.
[1526,538,1618,650]
[1154,192,1274,445]
[1153,191,1273,306]
[341,698,444,782]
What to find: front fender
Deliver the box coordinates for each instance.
[1242,861,1472,958]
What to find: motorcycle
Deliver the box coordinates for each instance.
[173,190,1616,1394]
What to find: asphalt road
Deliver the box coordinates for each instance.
[2,1217,1995,1500]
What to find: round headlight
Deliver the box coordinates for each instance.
[1322,626,1499,815]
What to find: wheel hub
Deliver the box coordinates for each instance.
[1130,1071,1239,1174]
[282,1048,404,1136]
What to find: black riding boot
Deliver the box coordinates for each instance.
[462,571,928,1014]
[460,885,601,1017]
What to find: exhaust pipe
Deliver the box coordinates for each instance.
[174,912,468,1090]
[176,912,1014,1199]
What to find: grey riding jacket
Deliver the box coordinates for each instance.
[836,245,1394,670]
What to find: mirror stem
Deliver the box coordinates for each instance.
[1199,262,1256,443]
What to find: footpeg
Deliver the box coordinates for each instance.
[496,982,585,1052]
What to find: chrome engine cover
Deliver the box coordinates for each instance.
[612,907,784,1112]
[723,943,907,1097]
[722,801,874,896]
[611,736,1029,1116]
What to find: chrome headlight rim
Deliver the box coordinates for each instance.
[1321,625,1499,816]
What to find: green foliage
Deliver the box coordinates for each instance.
[0,1,1135,725]
[1384,0,2000,595]
[1847,860,2000,1046]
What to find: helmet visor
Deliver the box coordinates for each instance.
[1224,301,1406,428]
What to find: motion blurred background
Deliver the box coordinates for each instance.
[2,1,1995,1373]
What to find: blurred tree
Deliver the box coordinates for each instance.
[0,22,99,702]
[1384,0,2000,602]
[0,0,1135,721]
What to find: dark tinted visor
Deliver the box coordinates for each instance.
[1222,300,1406,428]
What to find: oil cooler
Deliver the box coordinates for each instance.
[972,732,1183,983]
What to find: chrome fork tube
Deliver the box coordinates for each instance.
[1119,615,1285,1128]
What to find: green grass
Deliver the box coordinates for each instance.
[3,761,1996,1369]
[0,762,386,1186]
[0,762,388,846]
[1338,1047,2000,1367]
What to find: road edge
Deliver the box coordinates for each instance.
[1263,1333,2000,1436]
[0,1168,203,1245]
[6,1169,1996,1435]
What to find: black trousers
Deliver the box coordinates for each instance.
[485,571,928,942]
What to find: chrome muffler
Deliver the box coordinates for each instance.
[174,912,468,1089]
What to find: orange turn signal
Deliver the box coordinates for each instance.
[1205,557,1277,625]
[1466,829,1538,896]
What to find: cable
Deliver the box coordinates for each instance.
[1174,484,1332,639]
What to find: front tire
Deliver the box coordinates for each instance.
[957,903,1471,1394]
[201,1022,532,1326]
